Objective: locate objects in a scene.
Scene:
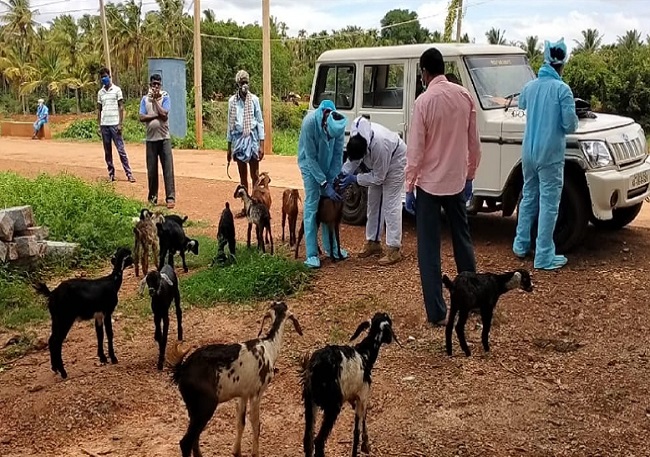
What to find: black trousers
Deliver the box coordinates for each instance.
[415,186,477,323]
[146,139,176,203]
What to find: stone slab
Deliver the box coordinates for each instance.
[0,206,35,233]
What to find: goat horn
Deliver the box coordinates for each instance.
[390,327,403,348]
[258,311,271,337]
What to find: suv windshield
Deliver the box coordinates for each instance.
[464,55,536,110]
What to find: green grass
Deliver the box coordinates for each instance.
[180,243,312,307]
[0,171,142,263]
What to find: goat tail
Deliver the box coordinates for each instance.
[33,282,51,298]
[169,342,192,384]
[442,274,454,291]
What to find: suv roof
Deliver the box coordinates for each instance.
[317,43,526,63]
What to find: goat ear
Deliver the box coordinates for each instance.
[350,320,371,341]
[258,311,271,337]
[288,314,303,336]
[160,273,173,287]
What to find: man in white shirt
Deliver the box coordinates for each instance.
[97,67,135,183]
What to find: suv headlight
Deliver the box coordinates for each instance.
[639,127,648,155]
[579,140,613,168]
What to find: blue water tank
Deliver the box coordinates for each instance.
[147,58,187,138]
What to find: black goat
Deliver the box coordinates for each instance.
[156,218,199,273]
[33,247,134,379]
[442,269,533,357]
[164,214,188,226]
[212,201,236,266]
[171,301,302,457]
[301,312,400,457]
[139,264,183,370]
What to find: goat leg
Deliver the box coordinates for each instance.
[480,307,494,353]
[335,223,343,261]
[282,211,286,242]
[94,315,108,364]
[104,314,118,364]
[328,225,336,262]
[303,401,316,457]
[455,309,471,357]
[158,314,169,370]
[314,407,341,457]
[154,315,162,342]
[142,246,149,276]
[256,225,265,253]
[175,289,183,341]
[352,411,361,457]
[179,397,217,457]
[180,249,188,273]
[250,396,262,457]
[247,223,252,249]
[268,223,274,255]
[158,248,166,271]
[232,398,247,457]
[446,306,459,356]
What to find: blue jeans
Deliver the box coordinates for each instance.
[415,187,477,323]
[101,125,133,179]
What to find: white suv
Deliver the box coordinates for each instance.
[308,43,650,252]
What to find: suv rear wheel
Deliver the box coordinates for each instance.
[342,182,367,226]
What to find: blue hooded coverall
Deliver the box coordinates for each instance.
[297,100,348,268]
[513,38,579,270]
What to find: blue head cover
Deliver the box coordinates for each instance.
[543,38,568,65]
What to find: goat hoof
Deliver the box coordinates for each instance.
[361,442,370,454]
[99,355,108,364]
[110,355,119,364]
[60,370,68,379]
[157,362,164,371]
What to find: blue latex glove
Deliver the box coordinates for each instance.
[405,191,416,215]
[463,180,473,202]
[324,182,342,201]
[340,173,357,189]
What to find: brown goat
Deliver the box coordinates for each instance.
[282,188,301,247]
[253,172,272,243]
[133,209,165,277]
[294,196,344,261]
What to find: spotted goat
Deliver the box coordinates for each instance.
[301,312,401,457]
[234,183,274,254]
[171,301,303,457]
[133,208,165,277]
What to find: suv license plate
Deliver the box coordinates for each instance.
[631,171,649,189]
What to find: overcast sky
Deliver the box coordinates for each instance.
[18,0,650,52]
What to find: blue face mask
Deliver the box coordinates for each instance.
[101,76,110,86]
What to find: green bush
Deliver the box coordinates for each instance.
[0,172,142,263]
[180,246,312,306]
[57,117,145,143]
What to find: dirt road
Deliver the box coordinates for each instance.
[1,138,649,457]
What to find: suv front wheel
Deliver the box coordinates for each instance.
[518,175,590,254]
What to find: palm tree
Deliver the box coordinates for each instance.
[0,45,37,113]
[486,28,506,45]
[573,29,602,53]
[617,29,642,50]
[0,0,38,50]
[521,35,542,61]
[20,50,74,114]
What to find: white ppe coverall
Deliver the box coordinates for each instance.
[341,116,406,248]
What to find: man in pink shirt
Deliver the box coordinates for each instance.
[405,47,482,326]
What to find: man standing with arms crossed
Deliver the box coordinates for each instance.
[405,47,482,327]
[97,67,135,183]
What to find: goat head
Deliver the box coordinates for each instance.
[111,247,134,271]
[350,312,401,347]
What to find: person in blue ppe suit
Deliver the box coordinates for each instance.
[297,99,349,269]
[513,38,579,270]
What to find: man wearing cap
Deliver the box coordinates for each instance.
[339,116,406,265]
[32,98,49,139]
[226,69,265,217]
[297,99,348,269]
[512,38,579,270]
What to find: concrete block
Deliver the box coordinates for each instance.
[0,212,13,242]
[0,121,51,139]
[0,206,35,233]
[14,235,41,258]
[0,241,18,262]
[45,240,80,259]
[15,226,49,241]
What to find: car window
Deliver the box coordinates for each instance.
[362,64,404,109]
[312,64,355,110]
[464,55,536,110]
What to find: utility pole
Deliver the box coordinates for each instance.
[193,0,203,147]
[456,0,463,43]
[99,0,112,75]
[261,0,273,155]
